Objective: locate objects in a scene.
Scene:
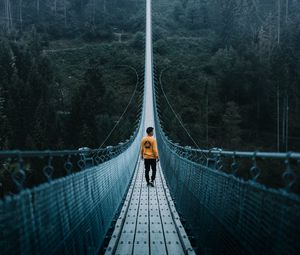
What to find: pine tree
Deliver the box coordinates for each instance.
[222,101,242,149]
[0,88,8,149]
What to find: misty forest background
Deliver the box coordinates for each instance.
[0,0,300,152]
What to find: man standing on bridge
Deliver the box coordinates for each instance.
[141,127,159,187]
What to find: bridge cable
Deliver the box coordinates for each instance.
[158,68,202,149]
[98,65,140,149]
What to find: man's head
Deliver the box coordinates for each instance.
[146,127,154,136]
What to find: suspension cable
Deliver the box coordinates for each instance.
[98,65,140,148]
[158,67,202,149]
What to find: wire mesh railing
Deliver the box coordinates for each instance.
[153,65,300,254]
[157,133,300,254]
[0,61,145,255]
[0,3,147,253]
[0,61,145,198]
[0,123,143,255]
[0,134,135,196]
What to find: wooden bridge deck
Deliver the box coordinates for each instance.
[105,159,195,255]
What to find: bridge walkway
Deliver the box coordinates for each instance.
[105,158,195,255]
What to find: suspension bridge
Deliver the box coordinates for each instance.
[1,0,300,254]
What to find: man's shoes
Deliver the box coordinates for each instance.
[146,181,154,187]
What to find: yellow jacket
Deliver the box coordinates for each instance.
[140,136,159,159]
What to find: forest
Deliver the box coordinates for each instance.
[153,0,300,152]
[0,0,145,150]
[1,2,299,253]
[0,0,300,153]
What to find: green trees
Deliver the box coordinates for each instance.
[0,0,144,41]
[0,0,144,150]
[153,0,300,151]
[131,32,145,51]
[0,39,16,149]
[0,36,58,149]
[0,88,8,149]
[222,101,241,148]
[67,61,105,148]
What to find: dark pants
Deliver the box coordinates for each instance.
[144,159,157,183]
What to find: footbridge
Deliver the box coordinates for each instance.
[1,1,300,255]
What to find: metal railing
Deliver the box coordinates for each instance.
[0,133,136,196]
[0,128,142,254]
[0,69,145,255]
[0,62,144,197]
[153,65,300,255]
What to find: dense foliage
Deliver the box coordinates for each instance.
[153,0,300,152]
[1,0,299,152]
[0,0,145,150]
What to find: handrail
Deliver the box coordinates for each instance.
[153,62,300,192]
[165,139,300,160]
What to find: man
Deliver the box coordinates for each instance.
[140,127,159,187]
